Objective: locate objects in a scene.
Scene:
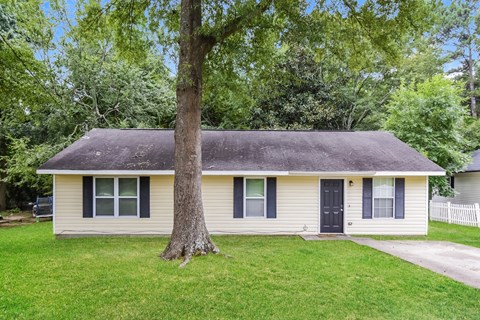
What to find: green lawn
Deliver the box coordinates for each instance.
[369,221,480,248]
[1,223,479,319]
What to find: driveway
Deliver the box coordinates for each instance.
[353,239,480,289]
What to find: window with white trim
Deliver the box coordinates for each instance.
[244,178,266,217]
[94,177,139,217]
[373,178,394,218]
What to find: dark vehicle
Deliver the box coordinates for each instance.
[32,196,53,219]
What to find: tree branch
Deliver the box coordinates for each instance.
[0,32,60,103]
[201,0,273,54]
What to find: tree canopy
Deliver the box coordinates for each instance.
[384,76,470,196]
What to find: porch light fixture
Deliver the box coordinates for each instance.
[349,180,354,187]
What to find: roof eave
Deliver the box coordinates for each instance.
[36,169,446,176]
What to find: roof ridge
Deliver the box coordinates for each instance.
[90,128,388,133]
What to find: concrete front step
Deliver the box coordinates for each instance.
[300,234,358,241]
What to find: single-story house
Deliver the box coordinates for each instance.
[37,129,445,236]
[433,149,480,205]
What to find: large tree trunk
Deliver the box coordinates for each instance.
[160,0,218,264]
[468,44,477,117]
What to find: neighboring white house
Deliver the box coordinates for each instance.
[433,149,480,205]
[37,129,444,237]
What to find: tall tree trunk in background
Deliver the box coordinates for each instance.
[0,182,5,212]
[0,139,6,212]
[468,44,477,117]
[160,0,218,264]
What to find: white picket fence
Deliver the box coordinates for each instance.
[429,201,480,227]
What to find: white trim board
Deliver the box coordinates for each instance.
[37,169,445,176]
[290,171,445,177]
[425,176,429,236]
[52,174,56,235]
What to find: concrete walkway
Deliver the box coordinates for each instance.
[353,239,480,289]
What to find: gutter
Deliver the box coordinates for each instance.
[36,169,446,176]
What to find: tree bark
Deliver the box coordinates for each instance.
[468,44,477,117]
[159,0,272,264]
[160,0,218,263]
[0,137,6,212]
[0,181,6,212]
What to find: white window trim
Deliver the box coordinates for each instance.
[93,176,140,218]
[372,177,395,219]
[243,177,267,218]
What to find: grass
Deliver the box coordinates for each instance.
[368,221,480,248]
[1,223,479,319]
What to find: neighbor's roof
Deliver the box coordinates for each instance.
[464,149,480,172]
[37,129,445,175]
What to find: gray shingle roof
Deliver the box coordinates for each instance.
[465,149,480,172]
[38,129,444,173]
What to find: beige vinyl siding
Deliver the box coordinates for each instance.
[203,176,318,234]
[54,175,174,235]
[432,172,480,205]
[344,176,428,235]
[54,175,319,235]
[54,174,428,236]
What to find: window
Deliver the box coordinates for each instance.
[95,178,115,216]
[449,176,455,189]
[94,177,139,217]
[244,178,266,217]
[373,178,394,218]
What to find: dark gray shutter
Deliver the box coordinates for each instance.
[266,177,277,219]
[233,177,244,218]
[83,176,93,218]
[395,178,405,219]
[139,177,150,218]
[362,178,373,219]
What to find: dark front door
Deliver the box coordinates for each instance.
[320,179,344,233]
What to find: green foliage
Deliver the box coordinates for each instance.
[439,0,479,64]
[51,0,177,131]
[251,46,393,130]
[0,1,176,207]
[384,76,470,196]
[196,0,436,130]
[251,46,343,129]
[394,37,447,85]
[438,0,480,115]
[60,47,176,129]
[98,0,435,130]
[296,0,435,72]
[462,118,480,152]
[5,207,21,214]
[0,1,54,206]
[202,66,254,129]
[73,0,152,62]
[0,137,54,195]
[200,8,284,129]
[0,2,52,119]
